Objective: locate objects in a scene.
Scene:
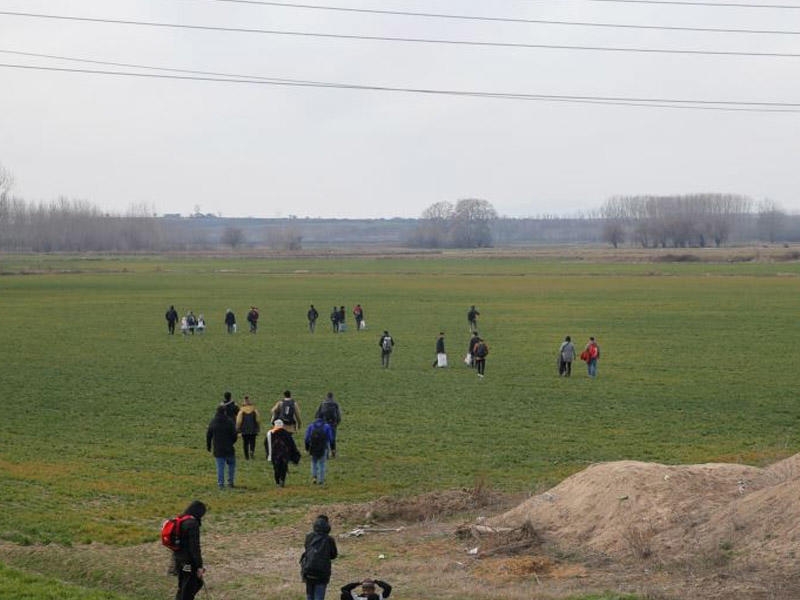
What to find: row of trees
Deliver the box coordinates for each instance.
[599,194,764,248]
[408,198,498,248]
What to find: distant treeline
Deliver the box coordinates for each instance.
[0,195,798,252]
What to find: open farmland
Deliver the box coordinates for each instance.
[1,250,799,599]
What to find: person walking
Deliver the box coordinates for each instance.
[235,396,261,460]
[224,309,236,334]
[305,417,336,485]
[466,331,480,368]
[300,515,338,600]
[165,305,179,335]
[308,304,319,333]
[186,311,197,335]
[246,306,259,333]
[340,579,392,600]
[558,335,576,377]
[352,304,364,331]
[330,306,340,333]
[582,336,601,378]
[270,390,302,434]
[337,306,347,332]
[169,500,207,600]
[206,405,237,489]
[265,419,300,487]
[432,332,447,368]
[467,305,480,332]
[379,331,394,368]
[472,337,489,378]
[314,392,341,441]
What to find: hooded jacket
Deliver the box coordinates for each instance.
[207,409,237,458]
[301,516,338,584]
[236,403,261,436]
[172,500,206,573]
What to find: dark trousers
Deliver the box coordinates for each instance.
[559,360,572,377]
[475,358,486,375]
[242,434,257,459]
[381,351,391,368]
[176,569,203,600]
[168,321,176,334]
[272,458,289,486]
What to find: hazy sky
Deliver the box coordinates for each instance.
[1,0,799,218]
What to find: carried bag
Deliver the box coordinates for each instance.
[464,353,472,365]
[160,515,194,551]
[437,353,448,368]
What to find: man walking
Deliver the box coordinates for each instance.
[308,304,319,333]
[472,337,489,378]
[583,336,600,378]
[206,405,237,489]
[305,417,336,485]
[235,396,261,460]
[467,305,480,332]
[558,335,576,377]
[301,515,338,600]
[169,500,207,600]
[266,419,300,487]
[165,305,178,335]
[270,390,301,434]
[379,331,394,368]
[315,392,341,439]
[432,332,446,368]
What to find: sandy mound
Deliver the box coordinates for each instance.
[488,454,800,566]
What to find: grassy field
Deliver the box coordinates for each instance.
[0,251,798,599]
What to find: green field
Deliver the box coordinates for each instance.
[1,252,799,598]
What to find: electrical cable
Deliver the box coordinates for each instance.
[574,0,800,8]
[2,10,800,57]
[2,59,799,112]
[198,0,800,34]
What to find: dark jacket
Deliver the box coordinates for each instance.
[315,399,341,427]
[172,500,206,574]
[435,336,445,354]
[165,307,178,323]
[266,427,301,464]
[301,516,338,584]
[304,419,336,458]
[206,410,237,457]
[221,399,239,421]
[468,334,480,355]
[225,311,236,326]
[308,307,319,321]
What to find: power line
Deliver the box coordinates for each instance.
[197,0,800,35]
[1,58,798,112]
[577,0,800,8]
[3,10,800,58]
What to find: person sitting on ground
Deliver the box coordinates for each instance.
[340,579,392,600]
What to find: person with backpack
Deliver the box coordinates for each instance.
[472,337,489,378]
[270,390,302,434]
[265,419,301,487]
[207,405,238,489]
[308,304,319,333]
[165,305,179,335]
[186,311,197,335]
[467,305,480,332]
[582,336,601,378]
[466,331,480,368]
[340,578,392,600]
[224,308,236,334]
[235,396,261,460]
[330,306,340,333]
[305,417,336,485]
[558,335,576,377]
[379,331,394,368]
[315,392,341,439]
[166,500,207,600]
[337,306,347,332]
[246,306,259,333]
[300,515,338,600]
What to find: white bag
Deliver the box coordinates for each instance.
[437,353,448,368]
[464,353,472,365]
[360,320,366,330]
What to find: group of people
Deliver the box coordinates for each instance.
[206,390,342,489]
[557,335,601,378]
[167,501,391,600]
[165,306,207,335]
[314,304,365,334]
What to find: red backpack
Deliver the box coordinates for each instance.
[160,515,194,551]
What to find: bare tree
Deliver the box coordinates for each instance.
[757,199,786,243]
[451,198,497,248]
[221,226,245,249]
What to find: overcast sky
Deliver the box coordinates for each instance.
[1,0,799,218]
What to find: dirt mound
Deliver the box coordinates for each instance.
[487,456,800,567]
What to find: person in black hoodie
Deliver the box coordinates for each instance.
[220,391,239,421]
[207,405,237,489]
[165,305,178,335]
[300,514,338,600]
[170,500,207,600]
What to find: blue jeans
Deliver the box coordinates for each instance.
[588,359,598,378]
[305,581,327,600]
[311,454,327,484]
[215,455,236,487]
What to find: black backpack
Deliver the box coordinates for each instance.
[300,535,331,582]
[475,342,488,358]
[308,423,328,458]
[318,401,338,425]
[240,411,258,435]
[277,399,296,425]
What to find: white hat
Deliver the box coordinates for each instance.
[273,419,284,427]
